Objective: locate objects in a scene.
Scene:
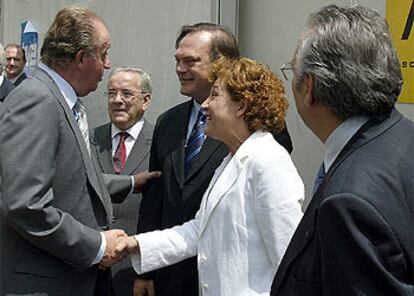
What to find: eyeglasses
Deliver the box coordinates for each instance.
[105,89,146,100]
[280,62,293,81]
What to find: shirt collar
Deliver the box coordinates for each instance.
[323,116,369,172]
[192,99,202,114]
[111,118,145,140]
[9,71,25,84]
[0,75,4,86]
[38,63,78,109]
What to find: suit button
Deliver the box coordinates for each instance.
[202,283,208,290]
[111,216,117,223]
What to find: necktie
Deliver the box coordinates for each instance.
[184,110,206,176]
[312,163,326,194]
[113,132,129,174]
[72,99,90,154]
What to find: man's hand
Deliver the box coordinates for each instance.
[134,278,155,296]
[133,171,161,193]
[98,229,127,269]
[113,235,140,262]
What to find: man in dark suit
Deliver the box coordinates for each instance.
[5,43,27,86]
[0,42,15,103]
[91,67,154,296]
[272,5,414,296]
[0,7,155,296]
[134,23,293,296]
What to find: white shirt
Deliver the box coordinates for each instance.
[323,116,369,173]
[0,75,4,87]
[38,63,106,265]
[111,118,144,158]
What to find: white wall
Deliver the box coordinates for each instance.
[238,0,414,207]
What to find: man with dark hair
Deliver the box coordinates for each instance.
[5,43,27,86]
[135,22,292,296]
[272,5,413,296]
[0,6,157,296]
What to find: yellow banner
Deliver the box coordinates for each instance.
[387,0,414,103]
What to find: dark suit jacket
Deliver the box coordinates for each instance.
[271,108,414,296]
[0,77,15,102]
[138,99,293,296]
[13,72,28,87]
[0,67,114,296]
[91,120,153,296]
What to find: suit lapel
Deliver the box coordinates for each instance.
[33,67,112,221]
[123,120,152,174]
[171,101,193,189]
[198,154,240,236]
[272,109,403,292]
[185,137,223,180]
[92,123,114,173]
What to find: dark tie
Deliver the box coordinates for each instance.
[312,163,326,194]
[72,99,90,154]
[185,110,206,176]
[113,132,129,174]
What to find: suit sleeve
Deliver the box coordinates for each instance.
[253,147,304,272]
[131,209,201,274]
[0,89,101,271]
[318,194,412,295]
[101,173,132,203]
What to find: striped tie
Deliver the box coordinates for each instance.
[73,99,90,154]
[185,110,206,176]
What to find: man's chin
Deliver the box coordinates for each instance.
[180,87,193,97]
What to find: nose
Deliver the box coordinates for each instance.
[201,97,209,109]
[175,61,187,74]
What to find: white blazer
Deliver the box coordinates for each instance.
[131,131,304,296]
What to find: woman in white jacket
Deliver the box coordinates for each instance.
[115,57,304,296]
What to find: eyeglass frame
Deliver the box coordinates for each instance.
[280,62,293,81]
[105,89,148,101]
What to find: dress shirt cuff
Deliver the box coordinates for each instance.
[131,235,144,274]
[91,232,107,265]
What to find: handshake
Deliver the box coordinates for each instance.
[98,229,141,269]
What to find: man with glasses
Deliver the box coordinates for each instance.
[91,67,154,296]
[272,5,414,296]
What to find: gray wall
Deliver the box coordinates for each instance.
[238,0,414,207]
[0,0,223,127]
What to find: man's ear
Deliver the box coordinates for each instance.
[75,49,86,68]
[303,73,315,108]
[142,94,151,111]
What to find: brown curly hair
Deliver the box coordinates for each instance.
[208,57,288,135]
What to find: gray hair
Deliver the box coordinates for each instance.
[0,42,5,73]
[109,67,152,94]
[294,5,402,119]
